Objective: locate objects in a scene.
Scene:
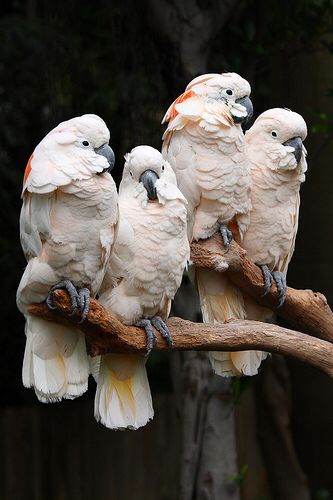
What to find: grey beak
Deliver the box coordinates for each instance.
[139,169,159,200]
[233,96,253,124]
[283,136,303,163]
[95,144,115,173]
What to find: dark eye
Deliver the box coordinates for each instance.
[82,140,90,147]
[130,171,133,177]
[226,89,233,96]
[271,130,278,138]
[161,164,165,171]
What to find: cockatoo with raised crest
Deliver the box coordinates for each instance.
[93,145,189,430]
[206,108,308,376]
[17,114,118,402]
[162,72,254,375]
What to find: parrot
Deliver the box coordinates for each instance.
[203,108,308,376]
[93,145,190,430]
[16,114,118,402]
[161,72,254,375]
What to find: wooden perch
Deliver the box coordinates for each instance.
[28,290,333,378]
[191,234,333,343]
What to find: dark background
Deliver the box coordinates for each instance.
[0,1,332,499]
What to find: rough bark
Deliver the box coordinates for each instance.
[28,290,333,378]
[190,234,333,343]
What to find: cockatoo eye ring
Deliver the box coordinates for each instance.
[271,130,278,138]
[82,140,90,147]
[226,89,233,96]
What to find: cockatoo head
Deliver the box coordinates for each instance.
[45,113,115,173]
[186,72,253,124]
[245,108,307,173]
[23,114,116,194]
[121,145,185,206]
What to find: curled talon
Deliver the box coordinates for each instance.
[77,287,91,323]
[272,271,287,308]
[47,279,79,315]
[151,316,173,349]
[259,265,287,307]
[260,264,273,296]
[136,319,157,355]
[220,224,233,251]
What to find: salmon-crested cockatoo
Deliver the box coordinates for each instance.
[93,145,189,429]
[162,72,253,244]
[17,114,118,402]
[208,108,308,376]
[162,72,253,375]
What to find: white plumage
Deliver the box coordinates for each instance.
[162,72,254,376]
[17,114,118,402]
[208,108,308,375]
[93,145,189,429]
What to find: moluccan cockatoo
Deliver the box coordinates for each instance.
[16,114,118,402]
[162,72,253,375]
[207,108,308,376]
[93,145,189,429]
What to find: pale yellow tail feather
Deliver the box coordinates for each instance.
[196,268,267,377]
[94,353,154,430]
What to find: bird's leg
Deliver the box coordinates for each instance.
[46,279,79,315]
[151,316,173,350]
[77,287,91,323]
[135,319,157,355]
[260,265,273,296]
[219,224,233,250]
[272,271,287,308]
[259,265,287,307]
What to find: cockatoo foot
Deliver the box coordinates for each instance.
[46,279,79,315]
[151,316,173,349]
[260,265,287,307]
[261,265,273,296]
[136,319,157,355]
[219,225,233,250]
[77,287,90,323]
[272,271,287,308]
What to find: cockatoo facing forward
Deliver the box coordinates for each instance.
[94,145,189,430]
[209,108,308,376]
[162,72,253,376]
[162,72,253,244]
[17,114,118,402]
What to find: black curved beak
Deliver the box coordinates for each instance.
[283,136,303,163]
[95,144,115,173]
[139,169,159,200]
[233,96,253,124]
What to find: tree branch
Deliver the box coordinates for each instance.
[28,290,333,378]
[190,234,333,343]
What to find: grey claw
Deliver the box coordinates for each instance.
[260,265,273,296]
[151,316,173,349]
[77,287,90,323]
[47,279,79,315]
[46,291,57,310]
[220,225,233,251]
[136,319,157,355]
[272,271,287,308]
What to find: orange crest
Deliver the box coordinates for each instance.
[169,89,195,121]
[23,154,34,187]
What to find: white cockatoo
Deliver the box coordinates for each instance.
[162,72,253,375]
[162,72,253,244]
[93,145,189,430]
[207,108,308,376]
[17,114,118,402]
